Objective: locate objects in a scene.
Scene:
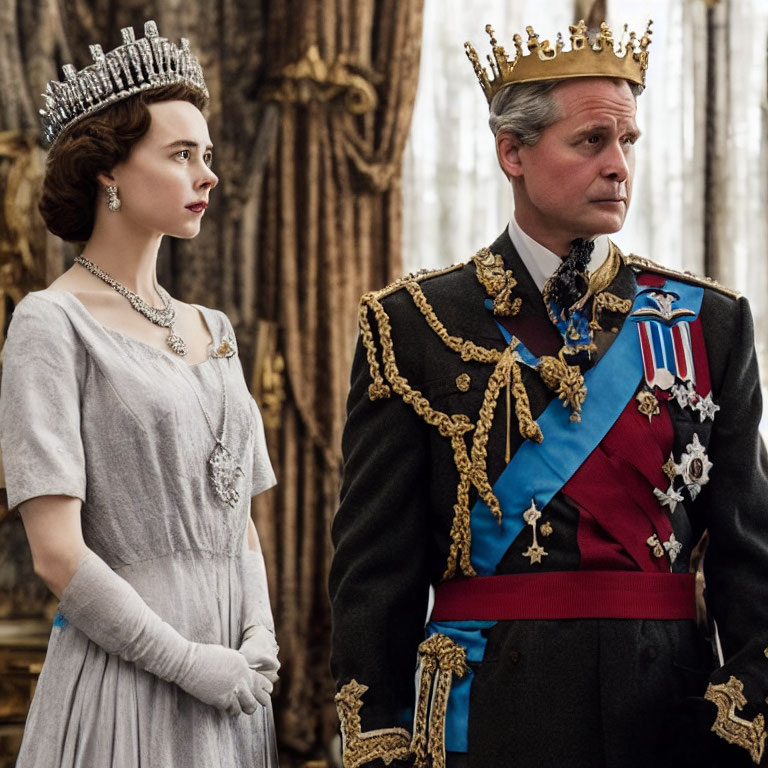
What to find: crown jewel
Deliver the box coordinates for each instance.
[40,20,208,146]
[465,19,652,105]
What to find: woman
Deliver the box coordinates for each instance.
[0,21,279,767]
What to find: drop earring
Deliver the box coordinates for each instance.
[106,185,121,212]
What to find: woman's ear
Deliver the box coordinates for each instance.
[496,132,525,179]
[96,172,116,188]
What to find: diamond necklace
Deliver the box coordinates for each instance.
[179,354,244,508]
[74,254,188,357]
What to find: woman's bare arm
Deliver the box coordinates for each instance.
[19,495,87,598]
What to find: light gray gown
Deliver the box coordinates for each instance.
[0,290,279,767]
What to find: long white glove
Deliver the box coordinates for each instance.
[60,550,272,715]
[238,548,280,685]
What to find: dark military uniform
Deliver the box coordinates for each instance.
[330,230,768,768]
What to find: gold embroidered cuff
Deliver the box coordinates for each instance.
[335,680,412,768]
[705,676,766,765]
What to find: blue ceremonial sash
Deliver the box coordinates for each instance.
[469,277,704,575]
[423,619,494,753]
[429,276,704,754]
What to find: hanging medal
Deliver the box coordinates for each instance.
[632,289,696,392]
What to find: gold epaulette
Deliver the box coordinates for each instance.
[368,262,466,301]
[625,254,741,300]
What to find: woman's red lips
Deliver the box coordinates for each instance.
[186,202,207,213]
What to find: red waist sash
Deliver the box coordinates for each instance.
[431,571,696,621]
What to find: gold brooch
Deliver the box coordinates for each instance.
[636,389,660,422]
[211,336,237,359]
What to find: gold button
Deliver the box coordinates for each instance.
[456,373,471,392]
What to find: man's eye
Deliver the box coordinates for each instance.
[586,135,601,145]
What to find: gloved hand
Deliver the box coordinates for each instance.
[178,642,273,714]
[60,550,268,715]
[238,547,280,684]
[239,625,280,685]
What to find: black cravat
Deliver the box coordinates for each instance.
[546,238,594,319]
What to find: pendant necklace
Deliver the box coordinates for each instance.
[74,254,188,356]
[180,352,244,508]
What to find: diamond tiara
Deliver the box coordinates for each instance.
[465,19,652,105]
[40,20,209,147]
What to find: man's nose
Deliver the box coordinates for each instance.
[603,141,630,182]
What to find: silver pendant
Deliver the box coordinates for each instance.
[167,330,188,357]
[208,440,244,507]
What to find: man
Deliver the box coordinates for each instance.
[330,19,768,768]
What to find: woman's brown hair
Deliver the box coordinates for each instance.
[39,83,208,243]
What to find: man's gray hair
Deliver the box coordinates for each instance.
[488,78,643,145]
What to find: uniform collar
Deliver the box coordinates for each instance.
[507,216,611,294]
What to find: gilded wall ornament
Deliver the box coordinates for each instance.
[265,45,379,115]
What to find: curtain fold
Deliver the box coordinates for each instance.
[254,2,424,752]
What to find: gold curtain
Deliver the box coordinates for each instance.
[254,1,424,753]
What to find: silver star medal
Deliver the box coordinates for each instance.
[653,484,684,513]
[671,381,698,411]
[676,433,712,500]
[694,392,720,422]
[663,533,682,563]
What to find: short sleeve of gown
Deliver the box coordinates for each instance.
[215,309,276,498]
[249,396,276,497]
[0,294,86,510]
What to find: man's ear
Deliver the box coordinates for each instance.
[496,132,525,179]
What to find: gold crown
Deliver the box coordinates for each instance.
[465,19,652,105]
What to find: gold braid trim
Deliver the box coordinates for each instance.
[404,281,503,363]
[443,441,476,579]
[705,676,767,765]
[412,634,468,768]
[537,350,588,423]
[470,346,542,525]
[362,293,480,579]
[357,265,543,579]
[359,296,391,400]
[589,291,633,332]
[472,247,522,317]
[372,263,466,300]
[336,680,412,768]
[625,253,741,300]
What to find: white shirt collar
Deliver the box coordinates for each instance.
[507,216,611,293]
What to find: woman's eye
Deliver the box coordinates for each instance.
[203,152,213,167]
[177,149,190,160]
